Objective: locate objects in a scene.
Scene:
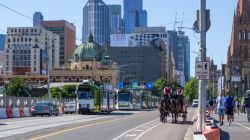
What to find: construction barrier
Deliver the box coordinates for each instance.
[6,107,13,118]
[24,107,31,117]
[12,107,20,118]
[0,108,7,119]
[203,128,220,140]
[19,107,25,117]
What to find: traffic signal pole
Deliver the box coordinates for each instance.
[198,0,207,132]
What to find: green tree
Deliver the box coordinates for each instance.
[183,77,198,102]
[5,77,31,97]
[44,85,77,99]
[152,78,168,96]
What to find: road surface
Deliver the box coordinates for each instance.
[211,112,250,140]
[0,108,195,140]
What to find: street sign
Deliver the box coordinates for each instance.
[195,61,210,80]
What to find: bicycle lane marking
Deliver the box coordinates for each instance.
[112,118,168,140]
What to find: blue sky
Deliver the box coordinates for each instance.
[0,0,238,76]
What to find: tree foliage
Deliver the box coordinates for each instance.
[152,78,168,96]
[44,85,77,99]
[183,77,198,102]
[5,77,31,97]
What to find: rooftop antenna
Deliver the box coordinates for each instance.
[173,12,180,31]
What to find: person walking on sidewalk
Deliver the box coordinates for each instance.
[226,92,234,125]
[235,97,241,115]
[216,91,226,126]
[244,93,250,122]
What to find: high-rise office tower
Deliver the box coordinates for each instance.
[123,0,147,33]
[82,0,109,45]
[0,34,5,50]
[109,5,123,34]
[41,20,76,67]
[33,12,44,27]
[167,30,190,85]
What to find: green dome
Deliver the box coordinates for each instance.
[73,34,103,61]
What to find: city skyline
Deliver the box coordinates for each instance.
[0,0,237,76]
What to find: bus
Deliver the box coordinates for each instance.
[118,89,142,110]
[76,80,115,114]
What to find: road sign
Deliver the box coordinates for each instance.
[195,61,210,80]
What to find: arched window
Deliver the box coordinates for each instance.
[86,65,89,70]
[75,65,77,70]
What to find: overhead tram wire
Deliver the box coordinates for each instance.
[0,2,82,42]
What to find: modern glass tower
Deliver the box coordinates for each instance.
[108,5,123,34]
[123,0,147,33]
[82,0,109,45]
[0,34,5,50]
[33,12,44,27]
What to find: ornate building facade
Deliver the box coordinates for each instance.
[226,0,250,96]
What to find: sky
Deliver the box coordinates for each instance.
[0,0,238,76]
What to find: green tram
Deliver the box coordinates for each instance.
[117,89,160,110]
[75,80,115,114]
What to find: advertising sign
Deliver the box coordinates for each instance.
[110,34,137,47]
[231,66,241,82]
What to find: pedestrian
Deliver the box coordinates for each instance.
[226,92,234,125]
[208,99,214,114]
[244,93,250,122]
[216,91,226,126]
[242,98,246,113]
[235,97,241,115]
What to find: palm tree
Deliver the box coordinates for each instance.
[5,77,31,97]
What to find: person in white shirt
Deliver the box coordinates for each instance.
[216,91,226,126]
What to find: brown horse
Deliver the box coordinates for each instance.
[159,98,171,123]
[171,99,182,123]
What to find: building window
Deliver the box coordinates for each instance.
[34,55,36,59]
[34,61,36,65]
[34,67,36,71]
[86,65,89,70]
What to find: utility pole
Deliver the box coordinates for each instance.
[198,0,207,132]
[47,35,51,101]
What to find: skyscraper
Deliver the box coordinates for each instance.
[33,12,44,27]
[41,20,76,67]
[123,0,147,33]
[82,0,109,45]
[167,30,190,86]
[108,5,123,34]
[0,34,5,50]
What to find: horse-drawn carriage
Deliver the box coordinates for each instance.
[159,95,187,123]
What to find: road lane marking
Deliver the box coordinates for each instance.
[133,123,161,140]
[125,134,137,137]
[134,130,144,132]
[112,119,159,140]
[235,122,250,131]
[30,111,156,140]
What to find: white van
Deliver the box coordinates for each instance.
[192,99,198,107]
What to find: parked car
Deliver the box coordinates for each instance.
[192,99,198,107]
[32,101,59,117]
[64,101,76,114]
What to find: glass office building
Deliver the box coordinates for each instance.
[0,34,5,50]
[82,0,109,45]
[123,0,147,33]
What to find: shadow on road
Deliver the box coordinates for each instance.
[220,129,230,140]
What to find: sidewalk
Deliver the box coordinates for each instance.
[210,112,250,140]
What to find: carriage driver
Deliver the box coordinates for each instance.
[177,86,184,112]
[164,86,172,99]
